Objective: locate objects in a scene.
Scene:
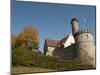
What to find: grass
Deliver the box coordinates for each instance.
[11,66,55,75]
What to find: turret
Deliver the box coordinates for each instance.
[70,18,79,34]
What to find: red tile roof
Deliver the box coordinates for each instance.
[45,35,69,48]
[45,39,59,47]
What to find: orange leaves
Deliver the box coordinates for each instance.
[12,26,39,49]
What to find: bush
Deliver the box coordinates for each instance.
[12,48,38,66]
[12,48,94,70]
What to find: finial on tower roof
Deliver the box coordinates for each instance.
[70,17,78,24]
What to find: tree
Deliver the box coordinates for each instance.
[12,34,18,49]
[15,26,39,50]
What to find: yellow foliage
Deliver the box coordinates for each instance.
[12,26,39,49]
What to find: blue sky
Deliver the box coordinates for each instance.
[12,0,96,52]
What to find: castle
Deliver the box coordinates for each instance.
[44,18,95,67]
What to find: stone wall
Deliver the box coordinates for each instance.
[53,44,77,59]
[75,31,95,67]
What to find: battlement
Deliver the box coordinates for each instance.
[73,29,92,37]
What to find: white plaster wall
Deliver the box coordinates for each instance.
[46,47,55,56]
[64,34,75,48]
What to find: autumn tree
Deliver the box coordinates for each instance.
[12,34,18,49]
[15,26,39,50]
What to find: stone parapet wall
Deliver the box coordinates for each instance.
[74,29,92,37]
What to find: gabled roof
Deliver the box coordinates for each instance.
[45,39,59,47]
[58,35,69,45]
[44,33,74,48]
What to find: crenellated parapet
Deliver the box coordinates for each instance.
[73,29,92,37]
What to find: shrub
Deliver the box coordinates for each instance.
[12,48,94,70]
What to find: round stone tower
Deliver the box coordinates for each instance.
[70,18,95,67]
